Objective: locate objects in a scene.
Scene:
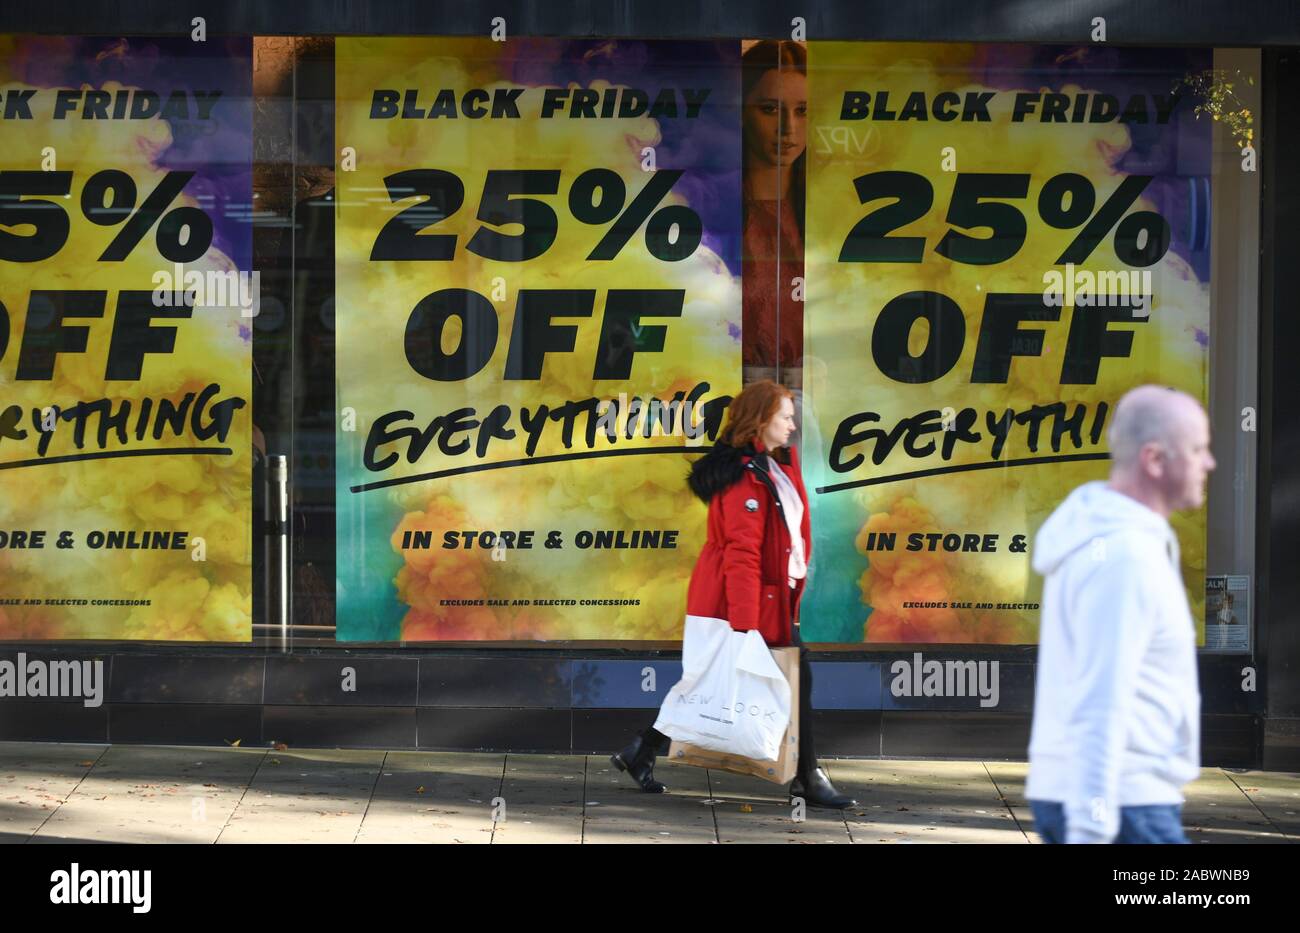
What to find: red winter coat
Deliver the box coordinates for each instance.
[684,439,812,647]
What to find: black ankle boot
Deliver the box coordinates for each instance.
[611,735,667,793]
[790,766,856,809]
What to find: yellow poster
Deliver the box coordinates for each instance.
[335,38,742,641]
[0,35,253,641]
[801,42,1212,644]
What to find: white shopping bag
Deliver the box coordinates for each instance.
[653,615,793,761]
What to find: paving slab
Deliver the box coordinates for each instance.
[356,751,504,844]
[982,761,1038,842]
[32,745,263,844]
[1224,770,1300,841]
[491,754,585,844]
[828,759,1027,844]
[707,768,850,844]
[217,748,384,844]
[0,743,107,843]
[581,757,718,843]
[1182,769,1292,844]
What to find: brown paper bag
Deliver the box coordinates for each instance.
[666,645,799,784]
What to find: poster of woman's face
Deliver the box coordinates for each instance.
[743,61,808,168]
[739,40,808,392]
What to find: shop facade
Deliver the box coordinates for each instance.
[0,2,1297,770]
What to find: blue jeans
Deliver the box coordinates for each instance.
[1029,799,1189,844]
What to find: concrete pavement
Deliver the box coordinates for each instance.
[0,742,1295,844]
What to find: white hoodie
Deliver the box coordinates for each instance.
[1026,481,1201,844]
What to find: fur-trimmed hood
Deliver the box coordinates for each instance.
[686,440,791,503]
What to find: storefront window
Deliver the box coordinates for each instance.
[0,35,254,641]
[0,36,1261,654]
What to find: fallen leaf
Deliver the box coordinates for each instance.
[226,739,241,747]
[415,786,426,794]
[76,760,95,767]
[740,804,753,813]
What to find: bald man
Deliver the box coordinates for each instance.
[1027,386,1216,844]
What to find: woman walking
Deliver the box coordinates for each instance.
[612,380,856,809]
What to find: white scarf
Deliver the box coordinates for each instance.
[766,455,807,586]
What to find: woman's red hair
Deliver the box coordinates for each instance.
[719,380,794,456]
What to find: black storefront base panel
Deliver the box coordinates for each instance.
[0,648,1265,767]
[0,703,1260,767]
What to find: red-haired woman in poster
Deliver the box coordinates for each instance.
[740,40,806,393]
[612,380,856,809]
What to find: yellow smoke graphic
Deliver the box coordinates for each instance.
[806,43,1209,643]
[336,38,740,640]
[0,42,251,641]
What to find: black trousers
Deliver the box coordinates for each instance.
[642,637,817,781]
